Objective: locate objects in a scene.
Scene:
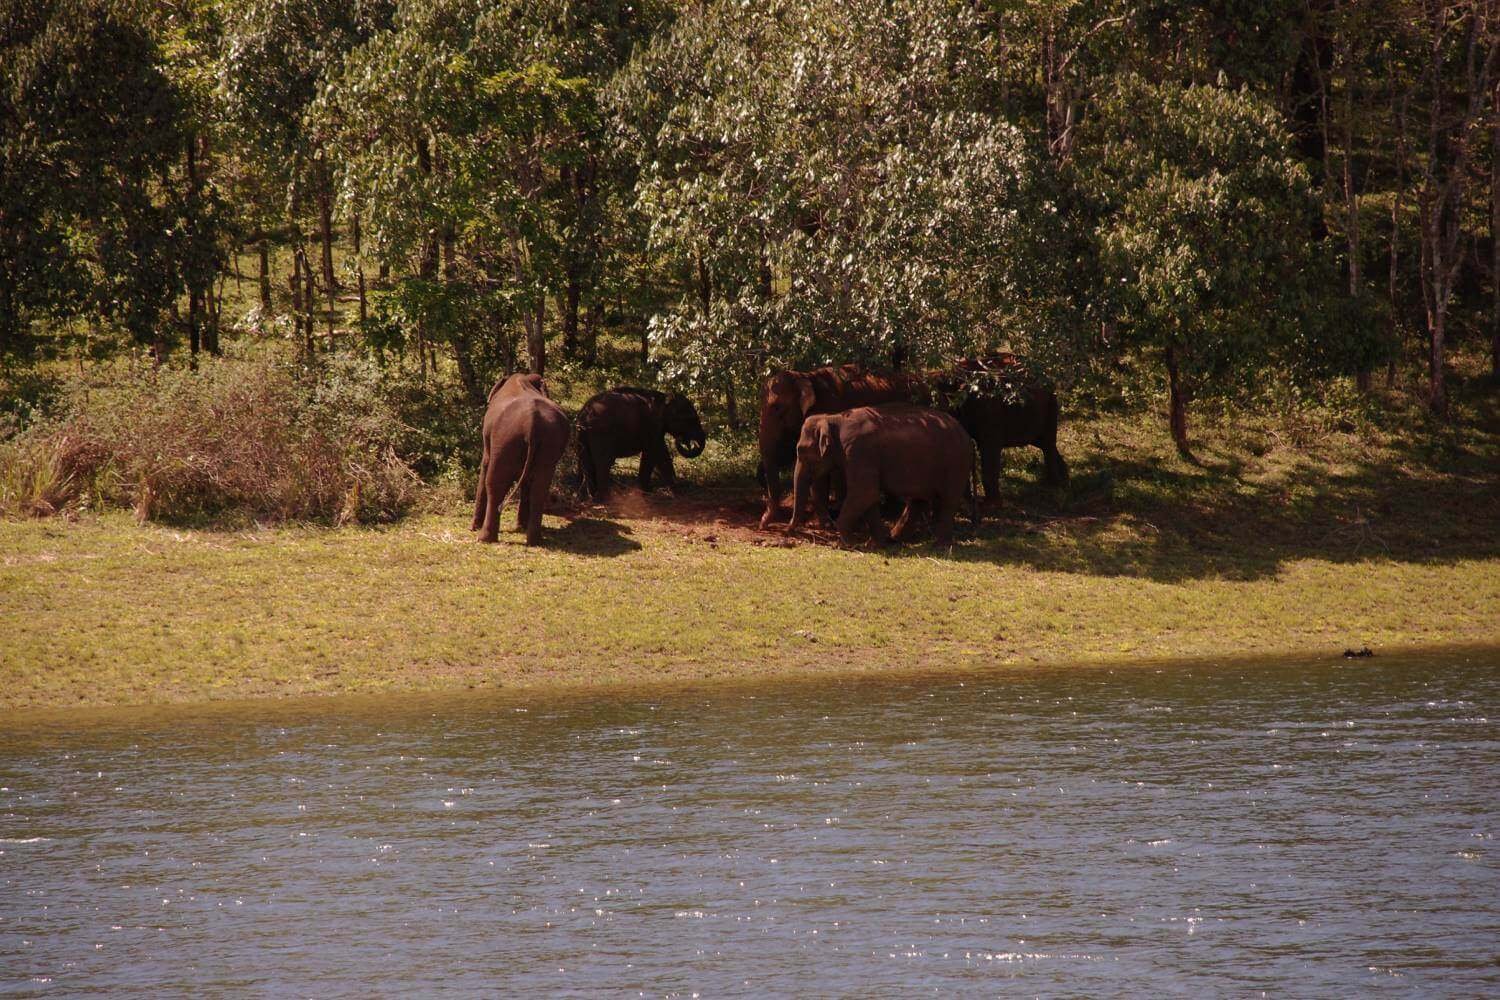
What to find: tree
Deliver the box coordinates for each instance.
[1409,0,1498,414]
[1082,77,1333,457]
[0,0,215,362]
[217,0,386,344]
[614,0,1078,399]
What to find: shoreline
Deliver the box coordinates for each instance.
[3,506,1497,713]
[3,640,1497,730]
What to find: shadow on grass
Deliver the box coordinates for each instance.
[773,373,1500,582]
[545,516,642,557]
[933,431,1500,584]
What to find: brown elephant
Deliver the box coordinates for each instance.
[789,403,973,546]
[471,373,570,546]
[758,357,1066,528]
[929,353,1068,502]
[576,387,707,500]
[757,365,924,528]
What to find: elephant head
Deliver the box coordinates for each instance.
[661,393,707,458]
[760,372,816,440]
[789,414,840,528]
[489,372,549,402]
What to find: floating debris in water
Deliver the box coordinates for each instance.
[1343,647,1374,658]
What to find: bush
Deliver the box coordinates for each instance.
[1,352,420,524]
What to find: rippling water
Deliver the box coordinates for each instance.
[1,649,1497,995]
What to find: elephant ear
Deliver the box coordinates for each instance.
[797,378,817,418]
[646,392,667,422]
[816,419,839,461]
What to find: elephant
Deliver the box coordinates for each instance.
[471,372,570,545]
[757,357,1067,529]
[757,364,925,528]
[929,353,1068,501]
[788,403,973,546]
[575,387,707,500]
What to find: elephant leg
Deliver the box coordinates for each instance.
[932,495,958,546]
[1041,441,1068,485]
[637,449,655,491]
[979,443,1002,505]
[522,458,557,546]
[864,505,891,545]
[658,448,678,493]
[835,471,879,546]
[478,452,520,543]
[592,446,614,501]
[810,472,835,527]
[891,499,926,541]
[514,474,530,534]
[471,448,489,531]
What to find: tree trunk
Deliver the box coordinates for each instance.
[185,134,201,362]
[205,273,223,355]
[1389,96,1405,390]
[187,288,200,359]
[290,249,304,348]
[560,274,580,359]
[1429,305,1447,415]
[258,238,272,312]
[416,138,438,377]
[725,376,740,431]
[353,213,367,326]
[528,297,545,375]
[583,300,600,366]
[1414,4,1499,413]
[300,246,316,357]
[558,167,580,359]
[1493,79,1499,377]
[1165,343,1192,460]
[444,228,484,407]
[321,164,338,339]
[317,160,337,291]
[1341,31,1371,392]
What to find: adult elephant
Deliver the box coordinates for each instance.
[757,364,924,528]
[931,353,1068,502]
[788,403,973,546]
[576,387,707,500]
[471,373,569,546]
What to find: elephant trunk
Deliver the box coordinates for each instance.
[789,460,812,530]
[675,435,705,459]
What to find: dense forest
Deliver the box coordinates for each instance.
[2,0,1497,504]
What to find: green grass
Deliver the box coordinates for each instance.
[3,382,1497,710]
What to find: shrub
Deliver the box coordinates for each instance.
[3,352,420,524]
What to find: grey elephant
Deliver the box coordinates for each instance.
[789,402,973,546]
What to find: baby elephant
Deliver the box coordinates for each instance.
[472,373,570,545]
[790,403,972,546]
[575,387,707,500]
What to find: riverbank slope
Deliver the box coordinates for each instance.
[4,487,1497,709]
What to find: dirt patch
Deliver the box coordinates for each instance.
[550,486,786,545]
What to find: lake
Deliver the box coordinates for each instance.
[2,648,1496,995]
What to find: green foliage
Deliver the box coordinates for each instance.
[615,0,1081,386]
[0,0,220,356]
[1079,76,1374,400]
[1,0,1495,463]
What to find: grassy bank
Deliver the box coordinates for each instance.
[4,385,1497,709]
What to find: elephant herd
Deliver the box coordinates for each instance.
[471,354,1067,548]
